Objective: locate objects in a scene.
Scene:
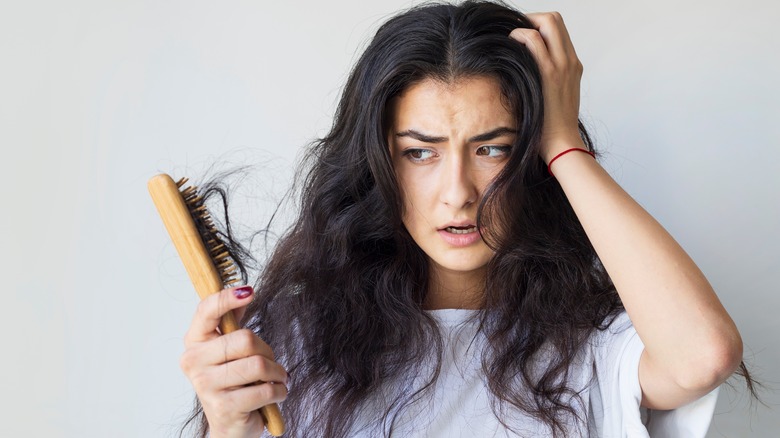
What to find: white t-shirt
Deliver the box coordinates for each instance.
[347,309,719,437]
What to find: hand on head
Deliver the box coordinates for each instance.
[510,12,587,163]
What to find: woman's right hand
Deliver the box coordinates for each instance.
[180,286,289,438]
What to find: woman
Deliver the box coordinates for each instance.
[178,1,747,436]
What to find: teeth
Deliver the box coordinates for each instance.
[445,226,477,234]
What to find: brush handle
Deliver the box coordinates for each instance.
[148,173,285,436]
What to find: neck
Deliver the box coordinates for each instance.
[423,264,485,310]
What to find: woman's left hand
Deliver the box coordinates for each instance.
[509,12,585,163]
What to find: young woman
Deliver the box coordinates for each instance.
[178,2,747,436]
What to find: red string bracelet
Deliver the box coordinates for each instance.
[547,148,595,177]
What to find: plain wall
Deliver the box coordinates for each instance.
[1,0,777,436]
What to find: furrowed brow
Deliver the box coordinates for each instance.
[395,127,517,143]
[395,130,448,143]
[468,127,517,142]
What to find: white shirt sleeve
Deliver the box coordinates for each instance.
[590,311,720,438]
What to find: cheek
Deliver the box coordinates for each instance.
[393,166,413,224]
[396,171,430,226]
[398,176,418,221]
[475,163,506,195]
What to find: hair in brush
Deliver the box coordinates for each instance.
[179,176,254,287]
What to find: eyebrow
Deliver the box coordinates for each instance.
[395,127,517,143]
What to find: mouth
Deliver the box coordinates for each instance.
[443,225,478,234]
[437,223,481,247]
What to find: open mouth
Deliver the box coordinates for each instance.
[444,225,478,234]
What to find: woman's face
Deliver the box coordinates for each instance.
[389,76,516,282]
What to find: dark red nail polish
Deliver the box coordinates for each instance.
[233,286,253,299]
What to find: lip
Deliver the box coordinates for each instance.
[439,219,477,229]
[437,221,481,247]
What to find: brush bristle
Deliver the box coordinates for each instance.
[176,177,241,287]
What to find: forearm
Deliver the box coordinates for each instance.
[550,146,742,400]
[509,9,741,407]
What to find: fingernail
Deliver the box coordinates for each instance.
[285,371,290,386]
[233,286,253,299]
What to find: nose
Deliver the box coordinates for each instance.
[439,151,478,209]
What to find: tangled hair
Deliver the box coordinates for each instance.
[180,1,756,437]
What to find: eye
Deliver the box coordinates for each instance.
[402,148,437,163]
[476,145,511,158]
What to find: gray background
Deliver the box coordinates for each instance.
[1,0,777,436]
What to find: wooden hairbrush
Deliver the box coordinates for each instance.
[148,173,285,436]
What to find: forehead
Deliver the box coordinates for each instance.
[389,76,514,132]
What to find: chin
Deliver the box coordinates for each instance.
[431,255,492,275]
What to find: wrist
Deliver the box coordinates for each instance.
[541,135,587,164]
[546,147,595,177]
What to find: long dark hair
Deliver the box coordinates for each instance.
[180,1,754,437]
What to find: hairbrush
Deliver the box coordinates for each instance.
[148,173,285,436]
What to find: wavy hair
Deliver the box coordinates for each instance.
[180,1,755,437]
